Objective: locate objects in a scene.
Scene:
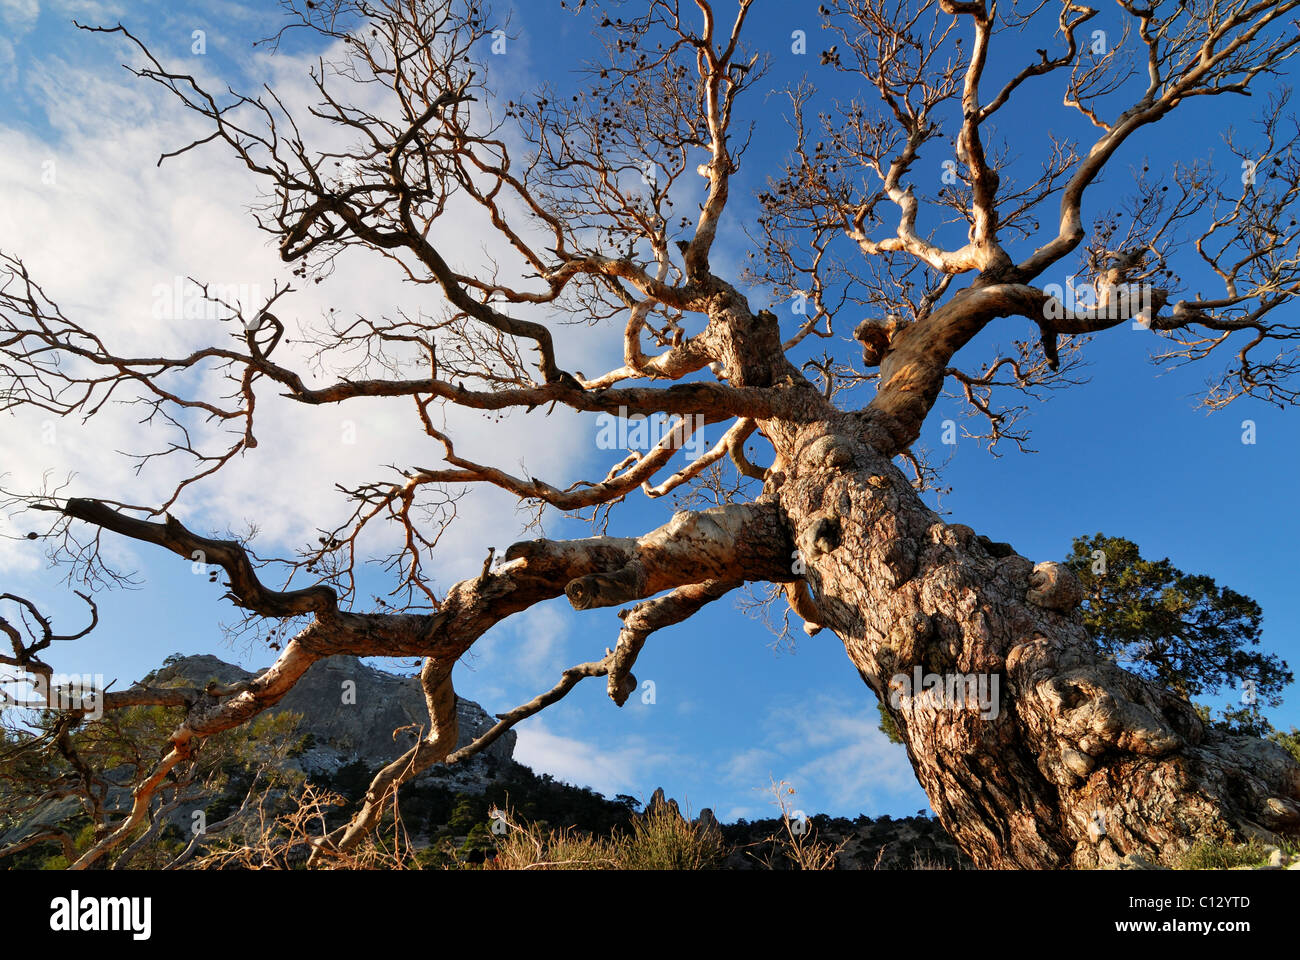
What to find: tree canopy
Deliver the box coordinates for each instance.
[1065,533,1291,708]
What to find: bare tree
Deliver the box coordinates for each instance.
[3,0,1300,869]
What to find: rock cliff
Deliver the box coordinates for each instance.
[149,654,517,789]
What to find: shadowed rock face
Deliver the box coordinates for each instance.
[151,654,516,779]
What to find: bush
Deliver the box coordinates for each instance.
[1271,727,1300,765]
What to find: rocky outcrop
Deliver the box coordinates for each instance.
[149,654,516,787]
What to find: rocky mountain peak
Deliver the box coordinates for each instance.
[148,653,515,786]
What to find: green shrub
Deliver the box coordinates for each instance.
[1271,727,1300,765]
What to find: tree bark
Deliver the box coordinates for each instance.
[769,415,1300,869]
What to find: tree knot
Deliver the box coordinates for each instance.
[565,562,648,610]
[1026,561,1083,613]
[798,512,842,561]
[803,434,857,471]
[853,314,909,368]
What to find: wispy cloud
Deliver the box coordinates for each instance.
[0,22,620,588]
[0,0,40,35]
[513,717,681,801]
[718,694,928,818]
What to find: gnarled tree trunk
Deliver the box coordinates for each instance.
[770,416,1300,869]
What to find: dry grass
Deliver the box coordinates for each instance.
[189,782,414,870]
[1168,839,1271,870]
[485,803,727,870]
[748,779,847,871]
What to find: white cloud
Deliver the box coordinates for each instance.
[468,600,573,696]
[0,28,627,593]
[0,37,16,86]
[0,0,39,35]
[48,0,123,20]
[513,718,678,799]
[0,511,41,574]
[718,695,926,816]
[722,745,779,784]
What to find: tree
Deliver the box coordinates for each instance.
[1065,533,1291,716]
[3,0,1300,869]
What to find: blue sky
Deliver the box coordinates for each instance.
[1,0,1297,825]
